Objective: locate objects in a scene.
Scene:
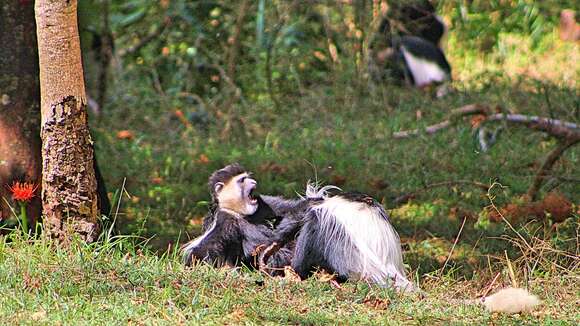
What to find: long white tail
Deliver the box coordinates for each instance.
[305,184,414,291]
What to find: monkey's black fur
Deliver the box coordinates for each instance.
[388,0,445,46]
[261,191,381,281]
[182,207,293,270]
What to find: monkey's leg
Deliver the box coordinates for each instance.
[290,220,330,280]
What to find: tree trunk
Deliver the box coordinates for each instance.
[35,0,100,242]
[0,0,42,225]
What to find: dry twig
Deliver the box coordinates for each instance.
[526,137,580,200]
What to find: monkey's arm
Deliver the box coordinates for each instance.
[270,213,305,244]
[259,195,318,244]
[256,204,308,269]
[259,195,310,217]
[257,194,324,268]
[183,213,241,266]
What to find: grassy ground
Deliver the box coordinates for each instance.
[1,235,578,325]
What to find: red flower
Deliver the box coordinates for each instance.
[7,181,38,202]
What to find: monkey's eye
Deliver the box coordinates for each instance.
[238,176,246,183]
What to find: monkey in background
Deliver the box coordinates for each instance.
[182,164,414,291]
[385,0,447,47]
[369,0,452,91]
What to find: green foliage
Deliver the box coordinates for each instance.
[448,0,550,50]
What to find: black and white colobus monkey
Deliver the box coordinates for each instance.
[182,164,414,291]
[370,0,451,89]
[181,163,295,272]
[260,186,414,291]
[386,0,446,47]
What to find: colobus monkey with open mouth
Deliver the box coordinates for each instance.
[182,163,414,291]
[181,163,295,272]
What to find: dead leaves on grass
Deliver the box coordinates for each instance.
[488,192,574,224]
[362,296,391,310]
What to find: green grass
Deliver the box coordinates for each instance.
[1,235,577,325]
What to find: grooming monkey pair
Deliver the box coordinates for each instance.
[182,163,413,290]
[182,164,541,313]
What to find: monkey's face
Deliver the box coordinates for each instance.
[215,172,258,216]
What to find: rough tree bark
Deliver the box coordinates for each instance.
[0,0,42,224]
[35,0,100,242]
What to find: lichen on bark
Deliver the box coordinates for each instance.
[41,96,99,242]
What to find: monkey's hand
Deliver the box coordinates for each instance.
[257,242,281,270]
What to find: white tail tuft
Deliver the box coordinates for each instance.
[304,182,340,200]
[483,288,541,314]
[310,195,414,291]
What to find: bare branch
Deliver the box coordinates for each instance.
[485,114,580,140]
[393,120,452,138]
[526,137,580,201]
[393,104,580,140]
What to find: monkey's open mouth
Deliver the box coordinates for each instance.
[248,187,258,205]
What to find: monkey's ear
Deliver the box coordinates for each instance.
[214,182,225,194]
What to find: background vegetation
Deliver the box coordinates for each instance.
[1,0,579,323]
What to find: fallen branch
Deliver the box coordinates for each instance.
[393,104,580,140]
[393,180,489,205]
[485,113,580,140]
[393,104,489,138]
[526,137,580,201]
